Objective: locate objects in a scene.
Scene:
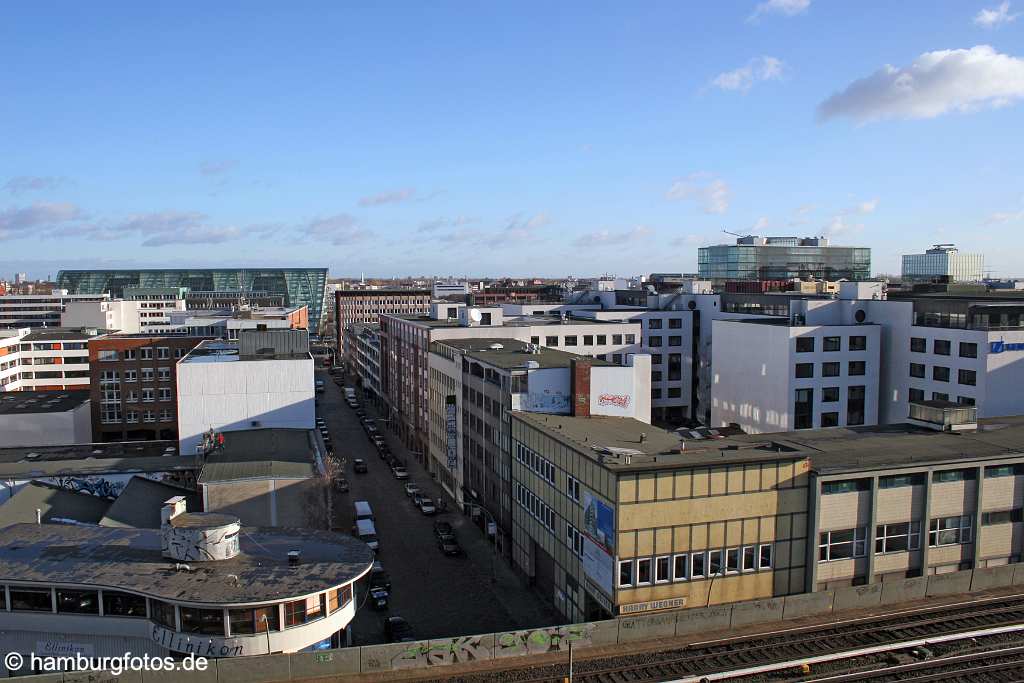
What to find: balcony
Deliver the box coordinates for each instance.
[908,400,977,432]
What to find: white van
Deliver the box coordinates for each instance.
[354,500,374,522]
[355,518,379,551]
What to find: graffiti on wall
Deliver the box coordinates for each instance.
[597,393,631,409]
[391,635,492,669]
[524,390,571,414]
[390,624,594,669]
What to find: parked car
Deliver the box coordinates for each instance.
[420,499,436,515]
[353,459,367,473]
[377,444,391,459]
[412,493,424,508]
[433,521,454,538]
[384,616,415,643]
[315,418,326,427]
[365,425,378,437]
[370,586,389,610]
[371,434,386,448]
[333,478,349,493]
[438,537,462,556]
[369,565,392,592]
[392,466,408,480]
[404,483,421,497]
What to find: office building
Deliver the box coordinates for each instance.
[0,291,107,328]
[334,288,431,359]
[0,391,92,447]
[55,269,329,334]
[61,287,189,334]
[698,235,871,283]
[428,338,651,555]
[167,305,308,339]
[347,323,382,403]
[0,327,113,393]
[89,334,206,442]
[433,280,470,300]
[902,245,984,283]
[0,497,372,672]
[176,329,315,455]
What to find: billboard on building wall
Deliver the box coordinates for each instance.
[445,395,457,471]
[582,536,614,597]
[582,491,615,553]
[522,368,571,414]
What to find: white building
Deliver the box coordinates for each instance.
[0,291,108,328]
[902,245,984,282]
[0,327,111,393]
[176,329,315,454]
[61,289,188,335]
[0,391,92,447]
[433,280,470,299]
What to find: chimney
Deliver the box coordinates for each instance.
[571,358,592,417]
[161,496,188,527]
[288,550,301,566]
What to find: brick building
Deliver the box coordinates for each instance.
[334,289,431,360]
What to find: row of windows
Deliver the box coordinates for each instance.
[101,407,174,424]
[795,335,868,353]
[823,467,1022,494]
[795,361,866,378]
[617,544,774,587]
[98,347,184,361]
[819,517,983,562]
[514,482,555,532]
[910,338,977,358]
[0,585,351,636]
[908,363,976,385]
[646,336,684,348]
[908,388,976,405]
[644,318,684,330]
[100,368,173,383]
[541,333,636,347]
[515,442,556,485]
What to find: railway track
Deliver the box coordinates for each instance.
[452,593,1024,683]
[796,642,1024,682]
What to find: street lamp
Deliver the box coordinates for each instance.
[260,614,271,655]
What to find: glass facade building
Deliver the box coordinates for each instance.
[901,246,983,282]
[698,237,870,282]
[55,269,329,333]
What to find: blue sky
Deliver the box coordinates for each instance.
[1,1,1023,279]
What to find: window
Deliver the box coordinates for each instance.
[758,544,773,569]
[636,558,652,584]
[673,554,688,581]
[230,605,279,634]
[959,342,978,358]
[933,469,974,483]
[625,334,636,344]
[140,347,154,360]
[123,348,137,360]
[655,556,671,583]
[823,479,869,494]
[690,552,706,578]
[566,524,584,557]
[142,388,155,403]
[848,361,866,376]
[596,335,606,345]
[583,335,594,346]
[126,410,139,424]
[124,369,137,383]
[909,388,924,402]
[612,353,622,364]
[821,412,839,428]
[157,347,171,360]
[327,586,353,613]
[794,388,813,429]
[668,336,682,347]
[819,527,867,561]
[158,388,172,401]
[822,387,839,402]
[849,336,866,351]
[545,336,558,346]
[98,349,118,362]
[150,600,176,628]
[796,337,815,353]
[929,516,972,546]
[958,396,976,406]
[284,595,326,627]
[982,509,1023,525]
[742,546,756,572]
[652,371,663,381]
[99,370,119,385]
[726,548,740,574]
[10,587,52,612]
[669,319,682,329]
[932,366,950,382]
[667,387,682,398]
[910,337,927,353]
[175,347,187,359]
[143,410,156,423]
[56,589,99,614]
[875,521,921,553]
[958,369,976,386]
[795,363,814,378]
[564,336,578,346]
[180,606,225,635]
[141,367,154,382]
[618,560,634,587]
[932,392,949,401]
[880,474,923,489]
[823,336,841,352]
[566,475,581,502]
[933,339,951,356]
[158,367,171,381]
[651,388,662,399]
[648,336,662,347]
[530,336,540,345]
[822,362,840,377]
[160,409,174,422]
[986,464,1021,478]
[651,354,663,365]
[612,334,623,345]
[647,319,662,329]
[103,591,146,617]
[847,385,865,426]
[708,549,724,576]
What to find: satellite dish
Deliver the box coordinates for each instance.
[469,308,483,322]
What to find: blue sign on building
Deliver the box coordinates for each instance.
[990,340,1024,354]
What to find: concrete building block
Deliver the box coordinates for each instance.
[782,591,834,621]
[586,619,621,648]
[65,669,143,683]
[675,605,733,636]
[970,565,1017,592]
[617,611,678,642]
[143,662,219,683]
[215,655,290,683]
[880,577,928,605]
[361,641,429,672]
[288,648,361,679]
[833,583,882,611]
[927,570,973,598]
[1014,563,1024,585]
[730,598,784,628]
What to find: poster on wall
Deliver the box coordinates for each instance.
[445,395,458,471]
[582,490,614,553]
[582,536,614,597]
[523,368,572,414]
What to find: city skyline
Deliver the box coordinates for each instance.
[2,2,1023,279]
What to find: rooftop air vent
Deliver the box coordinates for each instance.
[489,343,504,350]
[24,452,40,460]
[288,550,301,566]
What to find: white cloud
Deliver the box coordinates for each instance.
[752,216,769,230]
[572,226,652,248]
[975,1,1019,28]
[817,45,1024,124]
[748,0,810,22]
[301,213,372,245]
[820,198,878,239]
[142,226,242,247]
[855,198,879,214]
[494,212,551,244]
[0,202,84,239]
[358,188,416,207]
[669,234,712,248]
[199,160,239,176]
[665,173,731,214]
[419,215,478,232]
[712,57,784,92]
[984,209,1024,224]
[3,176,69,195]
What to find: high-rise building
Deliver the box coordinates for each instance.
[698,236,871,282]
[0,291,108,328]
[334,288,431,359]
[901,244,984,282]
[55,269,329,334]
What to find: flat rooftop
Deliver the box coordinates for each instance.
[0,523,374,604]
[180,339,310,363]
[389,313,636,328]
[0,391,89,415]
[0,482,111,527]
[22,328,115,341]
[0,441,197,479]
[198,428,319,483]
[435,338,613,369]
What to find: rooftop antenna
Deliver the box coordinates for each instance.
[722,229,745,238]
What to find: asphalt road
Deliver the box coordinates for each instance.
[315,369,561,645]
